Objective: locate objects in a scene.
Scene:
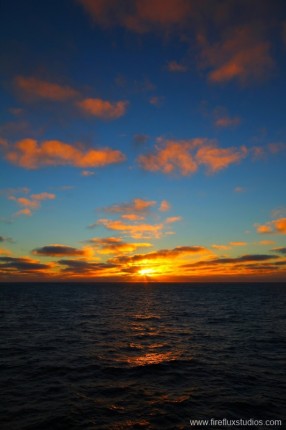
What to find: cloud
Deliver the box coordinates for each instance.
[167,61,188,72]
[32,244,92,258]
[110,245,208,265]
[138,138,247,175]
[0,235,13,243]
[138,139,202,175]
[258,240,276,246]
[199,26,274,84]
[3,138,125,169]
[78,98,128,119]
[8,191,55,217]
[229,241,247,247]
[183,254,279,268]
[159,200,170,212]
[272,247,286,255]
[94,218,164,239]
[256,218,286,235]
[104,198,156,216]
[78,0,192,32]
[58,259,117,275]
[196,144,247,173]
[87,237,152,255]
[149,96,164,107]
[234,186,245,193]
[81,170,95,176]
[268,143,286,154]
[15,76,79,101]
[165,216,181,224]
[0,248,11,256]
[0,256,53,274]
[214,116,240,128]
[211,244,231,251]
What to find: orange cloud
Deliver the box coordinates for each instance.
[4,138,125,169]
[196,144,247,173]
[95,218,164,239]
[229,241,247,247]
[138,138,247,175]
[87,237,152,255]
[211,244,231,251]
[138,139,202,175]
[15,76,79,101]
[78,98,128,119]
[78,0,192,32]
[165,216,181,224]
[9,191,55,216]
[256,218,286,235]
[200,26,274,84]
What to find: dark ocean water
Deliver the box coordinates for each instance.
[0,282,285,430]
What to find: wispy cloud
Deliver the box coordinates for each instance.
[3,138,125,169]
[9,191,55,217]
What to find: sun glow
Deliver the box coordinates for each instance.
[138,267,155,276]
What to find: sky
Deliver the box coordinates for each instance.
[1,0,286,282]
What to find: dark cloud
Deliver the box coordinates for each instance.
[182,254,279,268]
[33,245,86,257]
[0,256,51,272]
[272,247,286,255]
[110,245,207,264]
[58,259,116,273]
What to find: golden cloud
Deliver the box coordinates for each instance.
[4,138,125,169]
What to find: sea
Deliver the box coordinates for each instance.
[0,282,285,430]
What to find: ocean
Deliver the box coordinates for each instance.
[0,282,285,429]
